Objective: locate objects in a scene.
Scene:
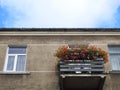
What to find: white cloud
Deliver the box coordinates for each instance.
[1,0,120,28]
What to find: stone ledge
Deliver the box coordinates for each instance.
[1,32,120,36]
[60,74,107,78]
[0,71,30,75]
[109,71,120,74]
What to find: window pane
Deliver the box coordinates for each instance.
[8,47,26,54]
[7,56,15,71]
[108,46,120,53]
[109,46,120,71]
[16,55,26,71]
[109,54,120,70]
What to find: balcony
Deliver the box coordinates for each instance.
[55,45,108,90]
[59,59,106,90]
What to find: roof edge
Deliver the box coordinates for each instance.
[0,28,120,32]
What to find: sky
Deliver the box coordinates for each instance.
[0,0,120,28]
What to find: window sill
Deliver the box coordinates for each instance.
[0,71,30,75]
[109,71,120,74]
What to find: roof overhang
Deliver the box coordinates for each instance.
[0,28,120,32]
[0,28,120,36]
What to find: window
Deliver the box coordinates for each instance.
[108,45,120,71]
[4,47,27,72]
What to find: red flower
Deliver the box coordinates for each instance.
[54,45,108,63]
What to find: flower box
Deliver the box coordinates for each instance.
[54,45,107,74]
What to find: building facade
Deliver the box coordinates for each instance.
[0,28,120,90]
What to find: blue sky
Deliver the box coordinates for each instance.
[0,5,9,27]
[0,0,120,28]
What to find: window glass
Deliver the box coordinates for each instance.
[16,55,26,71]
[8,47,26,54]
[108,46,120,71]
[7,56,15,71]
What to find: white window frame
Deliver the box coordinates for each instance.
[4,47,27,72]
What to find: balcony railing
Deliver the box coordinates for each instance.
[59,58,105,74]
